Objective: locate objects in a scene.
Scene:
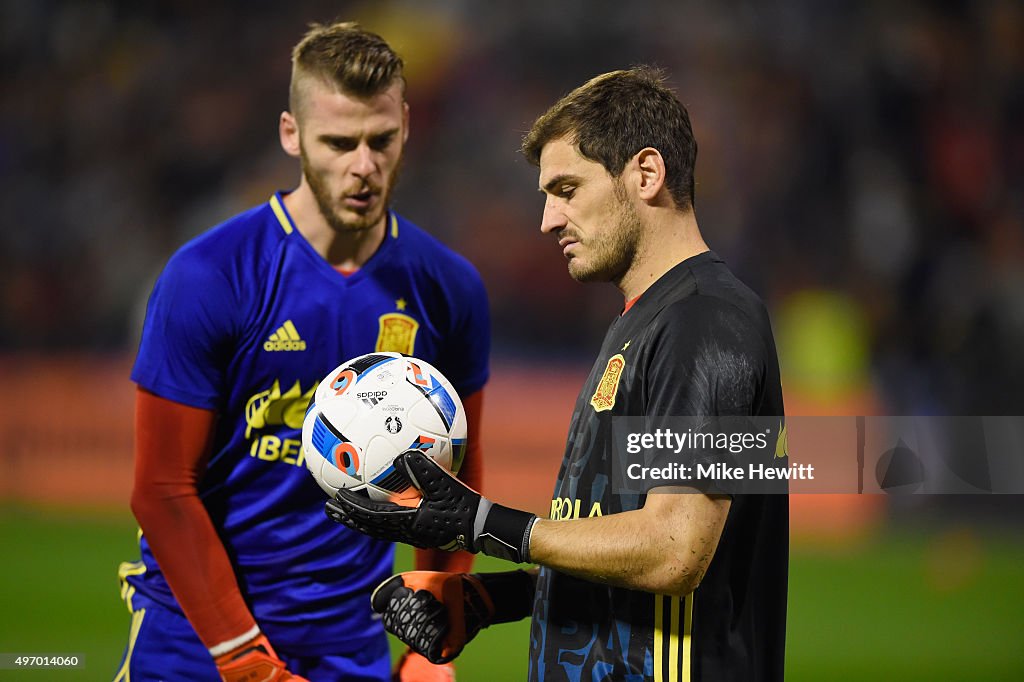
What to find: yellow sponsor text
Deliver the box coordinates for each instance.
[549,497,604,521]
[249,435,304,466]
[775,421,789,459]
[245,380,314,438]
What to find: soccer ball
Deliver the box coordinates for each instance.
[302,352,467,501]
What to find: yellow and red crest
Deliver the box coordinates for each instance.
[590,353,625,412]
[376,313,419,355]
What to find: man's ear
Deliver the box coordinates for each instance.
[634,147,667,203]
[280,111,301,158]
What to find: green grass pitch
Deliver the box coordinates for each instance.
[0,504,1021,680]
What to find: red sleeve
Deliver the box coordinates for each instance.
[415,388,484,574]
[130,387,256,650]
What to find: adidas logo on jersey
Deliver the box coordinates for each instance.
[264,320,307,352]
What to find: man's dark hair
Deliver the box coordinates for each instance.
[522,66,697,209]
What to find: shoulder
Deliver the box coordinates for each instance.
[646,293,771,381]
[652,256,773,351]
[160,201,282,292]
[391,213,486,294]
[689,257,772,327]
[644,295,766,414]
[661,293,761,336]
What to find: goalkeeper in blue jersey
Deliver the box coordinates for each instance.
[114,22,489,682]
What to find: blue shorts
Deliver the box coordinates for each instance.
[112,603,391,682]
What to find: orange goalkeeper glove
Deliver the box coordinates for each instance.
[213,632,308,682]
[394,650,456,681]
[371,570,534,664]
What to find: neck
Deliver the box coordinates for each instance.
[616,208,708,301]
[283,182,387,269]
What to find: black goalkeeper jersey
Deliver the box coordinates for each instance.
[529,251,787,682]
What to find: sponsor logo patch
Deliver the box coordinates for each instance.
[245,380,315,437]
[775,421,789,459]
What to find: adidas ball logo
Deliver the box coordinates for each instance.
[264,320,307,352]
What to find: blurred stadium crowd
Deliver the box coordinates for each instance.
[2,0,1022,416]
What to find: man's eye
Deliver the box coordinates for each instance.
[369,135,395,151]
[327,139,357,152]
[561,187,576,199]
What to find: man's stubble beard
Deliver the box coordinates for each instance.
[301,145,404,233]
[568,181,642,286]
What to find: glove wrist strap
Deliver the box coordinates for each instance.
[475,502,537,563]
[473,570,536,624]
[209,624,261,658]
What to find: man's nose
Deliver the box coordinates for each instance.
[351,143,376,177]
[540,196,567,234]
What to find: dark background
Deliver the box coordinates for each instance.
[3,0,1023,416]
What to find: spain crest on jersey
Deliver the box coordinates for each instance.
[376,313,419,355]
[590,353,625,412]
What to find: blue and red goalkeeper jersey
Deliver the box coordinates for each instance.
[125,192,489,655]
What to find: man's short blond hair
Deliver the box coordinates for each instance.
[289,21,405,118]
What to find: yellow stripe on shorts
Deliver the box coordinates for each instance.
[113,608,146,682]
[118,561,146,613]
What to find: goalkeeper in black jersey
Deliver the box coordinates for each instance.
[327,66,787,682]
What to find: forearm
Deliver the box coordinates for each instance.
[131,491,256,649]
[529,493,729,597]
[132,388,256,651]
[529,513,692,594]
[326,456,727,592]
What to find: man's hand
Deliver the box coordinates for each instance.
[371,571,496,664]
[371,570,536,665]
[214,632,308,682]
[394,650,456,681]
[325,450,537,563]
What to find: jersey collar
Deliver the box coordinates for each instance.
[270,191,399,284]
[623,250,722,316]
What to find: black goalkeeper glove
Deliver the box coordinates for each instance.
[371,570,534,664]
[325,450,538,563]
